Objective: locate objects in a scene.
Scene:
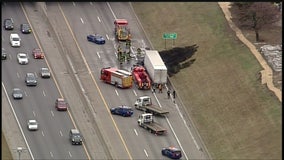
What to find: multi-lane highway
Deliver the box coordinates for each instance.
[2,2,210,160]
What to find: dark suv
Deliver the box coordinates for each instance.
[25,73,37,86]
[4,18,14,30]
[69,129,83,145]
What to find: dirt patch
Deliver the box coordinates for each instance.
[229,3,282,91]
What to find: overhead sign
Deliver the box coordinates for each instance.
[163,33,177,39]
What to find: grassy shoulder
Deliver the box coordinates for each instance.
[132,2,281,159]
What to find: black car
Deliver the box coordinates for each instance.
[25,73,37,86]
[2,52,7,60]
[21,23,32,34]
[4,18,14,30]
[87,34,105,44]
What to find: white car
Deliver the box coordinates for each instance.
[17,53,29,64]
[40,67,51,78]
[10,33,21,47]
[27,120,38,131]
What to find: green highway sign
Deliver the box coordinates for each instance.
[163,33,177,39]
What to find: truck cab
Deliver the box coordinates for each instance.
[135,96,152,107]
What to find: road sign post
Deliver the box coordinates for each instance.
[163,33,177,49]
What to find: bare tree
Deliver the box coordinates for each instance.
[234,2,281,41]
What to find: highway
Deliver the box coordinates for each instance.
[2,2,89,160]
[2,2,210,160]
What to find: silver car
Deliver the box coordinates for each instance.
[40,67,51,78]
[17,53,28,64]
[12,88,23,99]
[27,120,38,131]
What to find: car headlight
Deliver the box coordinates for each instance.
[72,139,75,141]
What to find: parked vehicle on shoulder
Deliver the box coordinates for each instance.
[25,73,37,86]
[32,48,44,59]
[2,52,7,60]
[12,88,23,99]
[40,67,51,78]
[69,129,83,145]
[110,105,133,117]
[10,33,21,47]
[17,52,29,64]
[4,18,14,30]
[21,23,32,34]
[87,34,105,44]
[161,146,182,159]
[27,120,39,131]
[55,98,68,111]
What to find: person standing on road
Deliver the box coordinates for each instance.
[167,90,171,99]
[158,84,162,93]
[173,90,176,99]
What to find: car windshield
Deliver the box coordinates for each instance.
[19,55,27,58]
[29,121,37,125]
[6,20,12,25]
[12,38,19,41]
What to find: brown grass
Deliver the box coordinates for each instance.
[132,2,281,159]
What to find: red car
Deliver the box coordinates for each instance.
[32,48,44,59]
[55,98,68,111]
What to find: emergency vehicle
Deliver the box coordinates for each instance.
[100,67,133,88]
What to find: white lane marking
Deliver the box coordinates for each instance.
[34,72,38,78]
[33,111,36,117]
[106,2,117,19]
[106,34,109,40]
[154,92,190,160]
[2,82,35,159]
[42,90,46,96]
[24,91,28,97]
[133,90,137,96]
[17,72,20,78]
[97,52,100,58]
[42,131,45,136]
[97,16,101,22]
[9,54,12,60]
[115,89,119,96]
[50,110,54,117]
[59,130,63,136]
[72,2,76,6]
[144,149,148,157]
[90,2,93,5]
[50,151,53,157]
[68,151,72,157]
[134,129,138,136]
[80,18,84,24]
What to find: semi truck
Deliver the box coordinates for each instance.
[100,67,133,88]
[132,66,151,90]
[144,50,167,86]
[114,19,131,41]
[134,96,169,116]
[137,113,167,135]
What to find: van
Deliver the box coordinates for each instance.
[10,33,21,47]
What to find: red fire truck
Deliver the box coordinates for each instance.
[100,67,133,88]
